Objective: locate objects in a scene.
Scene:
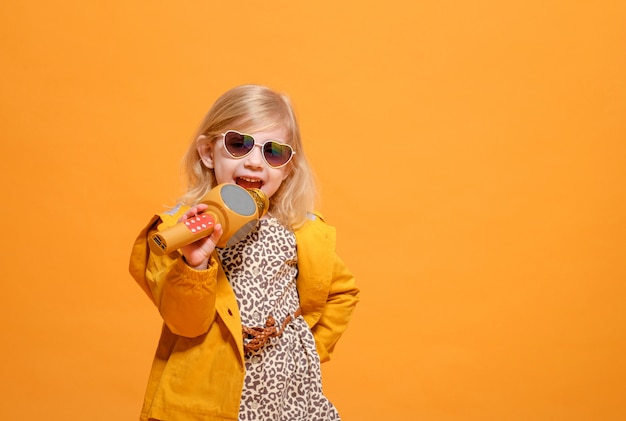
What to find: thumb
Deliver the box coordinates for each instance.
[208,223,224,246]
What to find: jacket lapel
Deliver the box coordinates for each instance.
[214,260,245,362]
[295,214,336,326]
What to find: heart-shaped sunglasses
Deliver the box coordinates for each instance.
[222,130,295,169]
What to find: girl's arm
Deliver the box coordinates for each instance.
[129,207,223,338]
[310,252,360,362]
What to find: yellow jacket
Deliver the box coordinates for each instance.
[129,209,360,421]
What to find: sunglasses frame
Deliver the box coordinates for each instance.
[221,130,296,169]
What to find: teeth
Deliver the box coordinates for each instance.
[239,177,261,183]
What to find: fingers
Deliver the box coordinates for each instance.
[178,204,209,222]
[180,223,223,270]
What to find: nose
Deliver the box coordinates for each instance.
[244,144,264,168]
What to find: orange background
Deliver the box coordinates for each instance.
[1,1,625,420]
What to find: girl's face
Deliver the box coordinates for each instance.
[199,126,291,200]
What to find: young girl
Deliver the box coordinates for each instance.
[129,84,360,421]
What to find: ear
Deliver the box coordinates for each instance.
[196,135,214,168]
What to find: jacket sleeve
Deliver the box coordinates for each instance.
[311,252,360,363]
[297,214,360,363]
[128,212,219,338]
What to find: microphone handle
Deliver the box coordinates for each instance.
[149,212,217,255]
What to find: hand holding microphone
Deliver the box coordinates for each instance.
[148,184,269,258]
[175,204,224,269]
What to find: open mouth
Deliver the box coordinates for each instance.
[236,177,263,190]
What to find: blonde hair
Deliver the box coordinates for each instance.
[180,84,317,229]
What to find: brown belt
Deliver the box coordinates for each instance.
[242,307,302,354]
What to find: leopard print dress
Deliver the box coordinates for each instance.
[218,217,341,421]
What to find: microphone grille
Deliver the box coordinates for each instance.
[247,188,270,217]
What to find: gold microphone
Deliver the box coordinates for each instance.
[149,184,269,255]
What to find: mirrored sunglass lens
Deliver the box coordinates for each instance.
[225,132,254,157]
[263,142,292,166]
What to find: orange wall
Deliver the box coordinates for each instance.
[1,1,625,420]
